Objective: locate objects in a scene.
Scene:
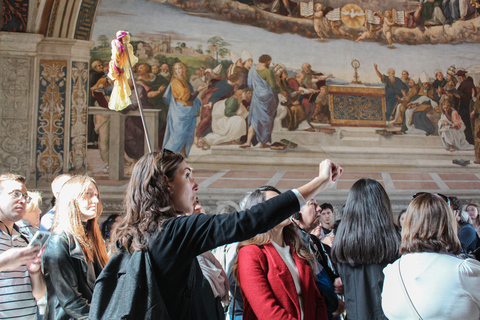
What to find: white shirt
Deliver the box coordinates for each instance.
[382,252,480,320]
[272,240,304,320]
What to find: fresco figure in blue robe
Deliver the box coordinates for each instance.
[374,64,408,121]
[240,54,280,149]
[163,62,206,157]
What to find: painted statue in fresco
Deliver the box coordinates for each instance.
[471,87,480,163]
[456,69,477,144]
[404,74,439,136]
[202,89,251,147]
[438,99,474,151]
[136,62,170,148]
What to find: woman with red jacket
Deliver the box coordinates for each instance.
[233,186,328,320]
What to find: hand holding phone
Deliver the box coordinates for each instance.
[28,231,51,252]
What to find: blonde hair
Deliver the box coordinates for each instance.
[172,62,189,81]
[232,187,315,280]
[51,174,72,198]
[52,176,109,266]
[25,191,42,214]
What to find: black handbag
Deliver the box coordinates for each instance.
[89,249,195,319]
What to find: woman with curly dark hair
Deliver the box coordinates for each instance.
[102,151,342,320]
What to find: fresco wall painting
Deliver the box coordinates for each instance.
[84,0,480,173]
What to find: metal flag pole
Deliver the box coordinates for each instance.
[121,37,153,153]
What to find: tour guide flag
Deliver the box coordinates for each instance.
[107,30,152,152]
[108,31,138,111]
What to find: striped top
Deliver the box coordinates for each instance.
[0,226,37,320]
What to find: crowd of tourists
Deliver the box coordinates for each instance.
[1,151,479,320]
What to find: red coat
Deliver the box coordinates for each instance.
[237,242,327,320]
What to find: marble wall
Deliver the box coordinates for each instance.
[0,32,93,187]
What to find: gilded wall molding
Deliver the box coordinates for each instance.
[46,0,59,37]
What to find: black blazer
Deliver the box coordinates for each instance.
[147,190,300,320]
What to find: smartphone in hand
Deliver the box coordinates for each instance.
[28,231,51,252]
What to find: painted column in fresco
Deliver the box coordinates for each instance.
[36,39,93,185]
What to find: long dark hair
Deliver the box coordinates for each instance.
[113,151,184,253]
[331,178,399,264]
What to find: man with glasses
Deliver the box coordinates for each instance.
[0,173,46,319]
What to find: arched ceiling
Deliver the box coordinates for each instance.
[1,0,100,40]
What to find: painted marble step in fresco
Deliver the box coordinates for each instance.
[271,127,446,148]
[187,148,479,173]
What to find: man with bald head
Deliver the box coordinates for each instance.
[374,64,408,121]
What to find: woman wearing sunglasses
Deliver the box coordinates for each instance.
[382,193,480,320]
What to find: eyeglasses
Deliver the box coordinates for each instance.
[9,190,32,204]
[413,192,450,206]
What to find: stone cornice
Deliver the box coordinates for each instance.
[0,32,44,55]
[37,38,94,60]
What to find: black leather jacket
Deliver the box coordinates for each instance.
[42,232,102,320]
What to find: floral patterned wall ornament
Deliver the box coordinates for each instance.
[0,57,31,175]
[70,61,88,174]
[36,60,67,183]
[0,0,29,32]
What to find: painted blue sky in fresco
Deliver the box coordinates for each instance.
[92,0,480,83]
